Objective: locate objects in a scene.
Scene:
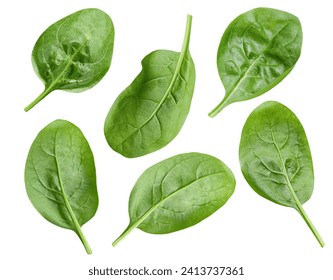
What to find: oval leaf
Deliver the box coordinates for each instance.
[104,15,195,158]
[24,120,98,254]
[113,152,235,246]
[239,101,324,247]
[209,8,302,117]
[25,8,115,111]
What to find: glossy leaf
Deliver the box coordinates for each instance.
[104,15,195,158]
[25,120,98,254]
[113,152,235,246]
[239,101,324,247]
[25,8,115,111]
[209,8,302,117]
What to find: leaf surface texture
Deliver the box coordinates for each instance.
[239,101,324,247]
[25,8,114,111]
[209,8,302,117]
[104,15,195,157]
[113,152,235,246]
[25,120,98,253]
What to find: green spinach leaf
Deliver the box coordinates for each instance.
[25,120,98,254]
[209,8,302,117]
[239,101,324,247]
[104,15,195,158]
[113,152,235,246]
[25,8,115,112]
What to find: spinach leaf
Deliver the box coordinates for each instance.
[113,152,235,246]
[25,8,115,112]
[104,15,195,158]
[209,8,302,117]
[239,101,324,247]
[24,120,98,254]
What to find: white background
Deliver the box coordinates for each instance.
[1,0,332,279]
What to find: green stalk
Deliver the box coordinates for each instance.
[74,224,93,254]
[272,133,324,247]
[55,144,93,254]
[282,168,324,247]
[181,14,192,57]
[112,223,136,247]
[62,182,93,254]
[113,195,162,247]
[24,86,54,112]
[293,196,325,247]
[208,97,230,117]
[125,13,192,133]
[63,186,92,254]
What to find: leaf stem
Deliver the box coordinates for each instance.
[75,224,93,254]
[54,137,93,254]
[208,97,229,118]
[112,223,136,247]
[24,86,54,112]
[63,190,93,254]
[271,132,324,247]
[181,14,193,55]
[64,196,92,254]
[293,198,325,247]
[113,200,161,246]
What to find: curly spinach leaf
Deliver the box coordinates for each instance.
[104,15,195,158]
[239,101,324,247]
[209,8,302,117]
[24,120,98,254]
[25,8,114,111]
[113,152,235,246]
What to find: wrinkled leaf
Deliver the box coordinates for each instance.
[239,101,324,247]
[104,15,195,158]
[25,8,115,111]
[25,120,98,254]
[209,8,302,117]
[113,152,235,246]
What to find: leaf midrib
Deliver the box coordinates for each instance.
[130,170,224,230]
[270,127,302,208]
[44,39,89,92]
[223,20,291,103]
[269,127,324,247]
[54,130,82,233]
[116,16,192,148]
